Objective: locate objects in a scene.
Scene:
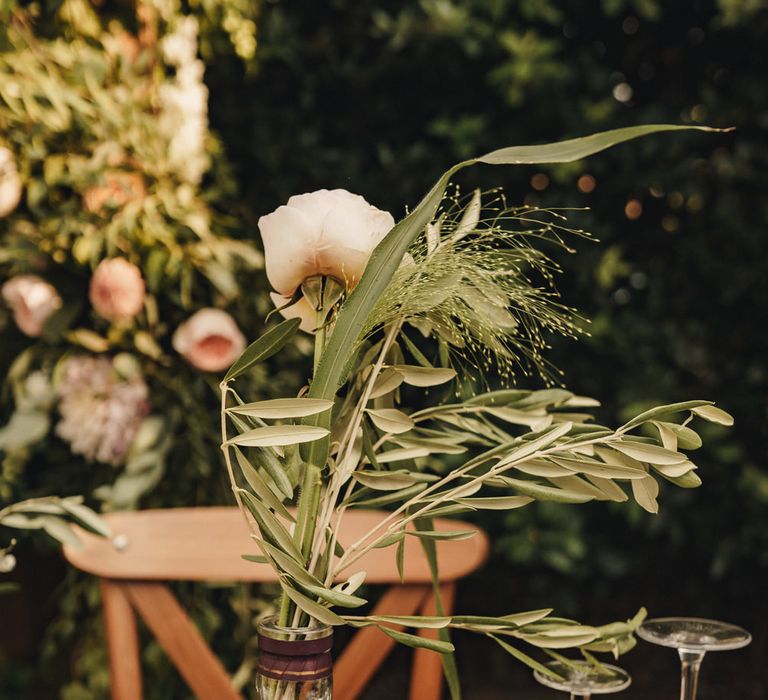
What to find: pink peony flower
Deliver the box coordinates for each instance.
[83,171,146,214]
[1,274,63,337]
[89,257,146,321]
[258,189,395,332]
[55,355,150,466]
[0,146,23,218]
[172,308,246,372]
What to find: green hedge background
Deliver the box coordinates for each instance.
[2,0,767,697]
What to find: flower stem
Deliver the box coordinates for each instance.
[278,303,329,626]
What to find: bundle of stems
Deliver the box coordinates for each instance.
[219,124,731,694]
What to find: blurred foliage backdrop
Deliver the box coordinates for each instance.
[2,0,767,697]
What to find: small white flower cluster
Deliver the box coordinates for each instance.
[0,146,23,218]
[55,356,150,466]
[17,371,54,413]
[158,16,210,185]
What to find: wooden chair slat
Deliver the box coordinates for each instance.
[62,507,489,700]
[409,583,457,700]
[63,507,488,584]
[124,581,243,700]
[332,584,430,699]
[101,579,143,700]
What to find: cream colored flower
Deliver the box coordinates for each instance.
[89,258,146,321]
[1,274,63,337]
[269,292,316,333]
[258,189,394,332]
[0,146,23,218]
[172,308,246,372]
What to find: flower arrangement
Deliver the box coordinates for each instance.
[220,125,733,696]
[0,4,274,510]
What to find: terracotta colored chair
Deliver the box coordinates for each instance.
[63,507,488,700]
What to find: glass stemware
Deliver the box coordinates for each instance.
[533,660,631,699]
[638,617,751,700]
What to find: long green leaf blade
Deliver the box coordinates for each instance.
[223,318,301,382]
[305,125,723,471]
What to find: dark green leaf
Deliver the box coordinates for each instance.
[223,318,301,382]
[378,625,455,653]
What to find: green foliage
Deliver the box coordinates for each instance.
[3,0,767,696]
[205,0,766,593]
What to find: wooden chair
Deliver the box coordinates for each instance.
[63,507,488,700]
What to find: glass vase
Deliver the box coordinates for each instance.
[255,617,333,700]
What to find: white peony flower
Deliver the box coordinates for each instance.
[55,356,150,466]
[1,274,63,337]
[172,308,246,372]
[258,189,395,332]
[0,146,23,218]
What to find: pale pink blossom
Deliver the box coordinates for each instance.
[55,356,150,465]
[0,147,23,218]
[172,308,246,372]
[83,171,146,214]
[1,274,63,337]
[89,258,146,321]
[258,189,394,332]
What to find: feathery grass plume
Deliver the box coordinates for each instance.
[367,188,593,385]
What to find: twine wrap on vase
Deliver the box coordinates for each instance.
[257,626,333,682]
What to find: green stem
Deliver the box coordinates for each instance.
[278,302,329,627]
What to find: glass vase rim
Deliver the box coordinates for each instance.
[257,615,333,641]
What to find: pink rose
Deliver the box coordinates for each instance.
[1,274,63,337]
[172,308,246,372]
[83,171,146,214]
[89,258,146,321]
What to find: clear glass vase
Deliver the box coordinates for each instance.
[255,617,333,700]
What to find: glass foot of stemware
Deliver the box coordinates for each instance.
[637,617,751,652]
[638,617,751,700]
[533,660,631,698]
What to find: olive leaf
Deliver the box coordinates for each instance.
[225,425,330,448]
[304,126,724,469]
[228,398,334,419]
[223,318,301,382]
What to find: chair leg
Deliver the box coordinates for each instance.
[408,583,457,700]
[123,581,242,700]
[101,579,143,700]
[334,584,430,700]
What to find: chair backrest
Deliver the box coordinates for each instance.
[63,507,489,700]
[63,507,489,584]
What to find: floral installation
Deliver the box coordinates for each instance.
[221,125,733,697]
[0,1,281,696]
[0,2,270,515]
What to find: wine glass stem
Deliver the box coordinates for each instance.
[570,694,590,700]
[679,649,705,700]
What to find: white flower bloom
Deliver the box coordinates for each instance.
[0,553,16,573]
[16,371,54,413]
[55,356,150,466]
[161,15,199,67]
[0,146,23,218]
[157,16,209,185]
[258,189,395,332]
